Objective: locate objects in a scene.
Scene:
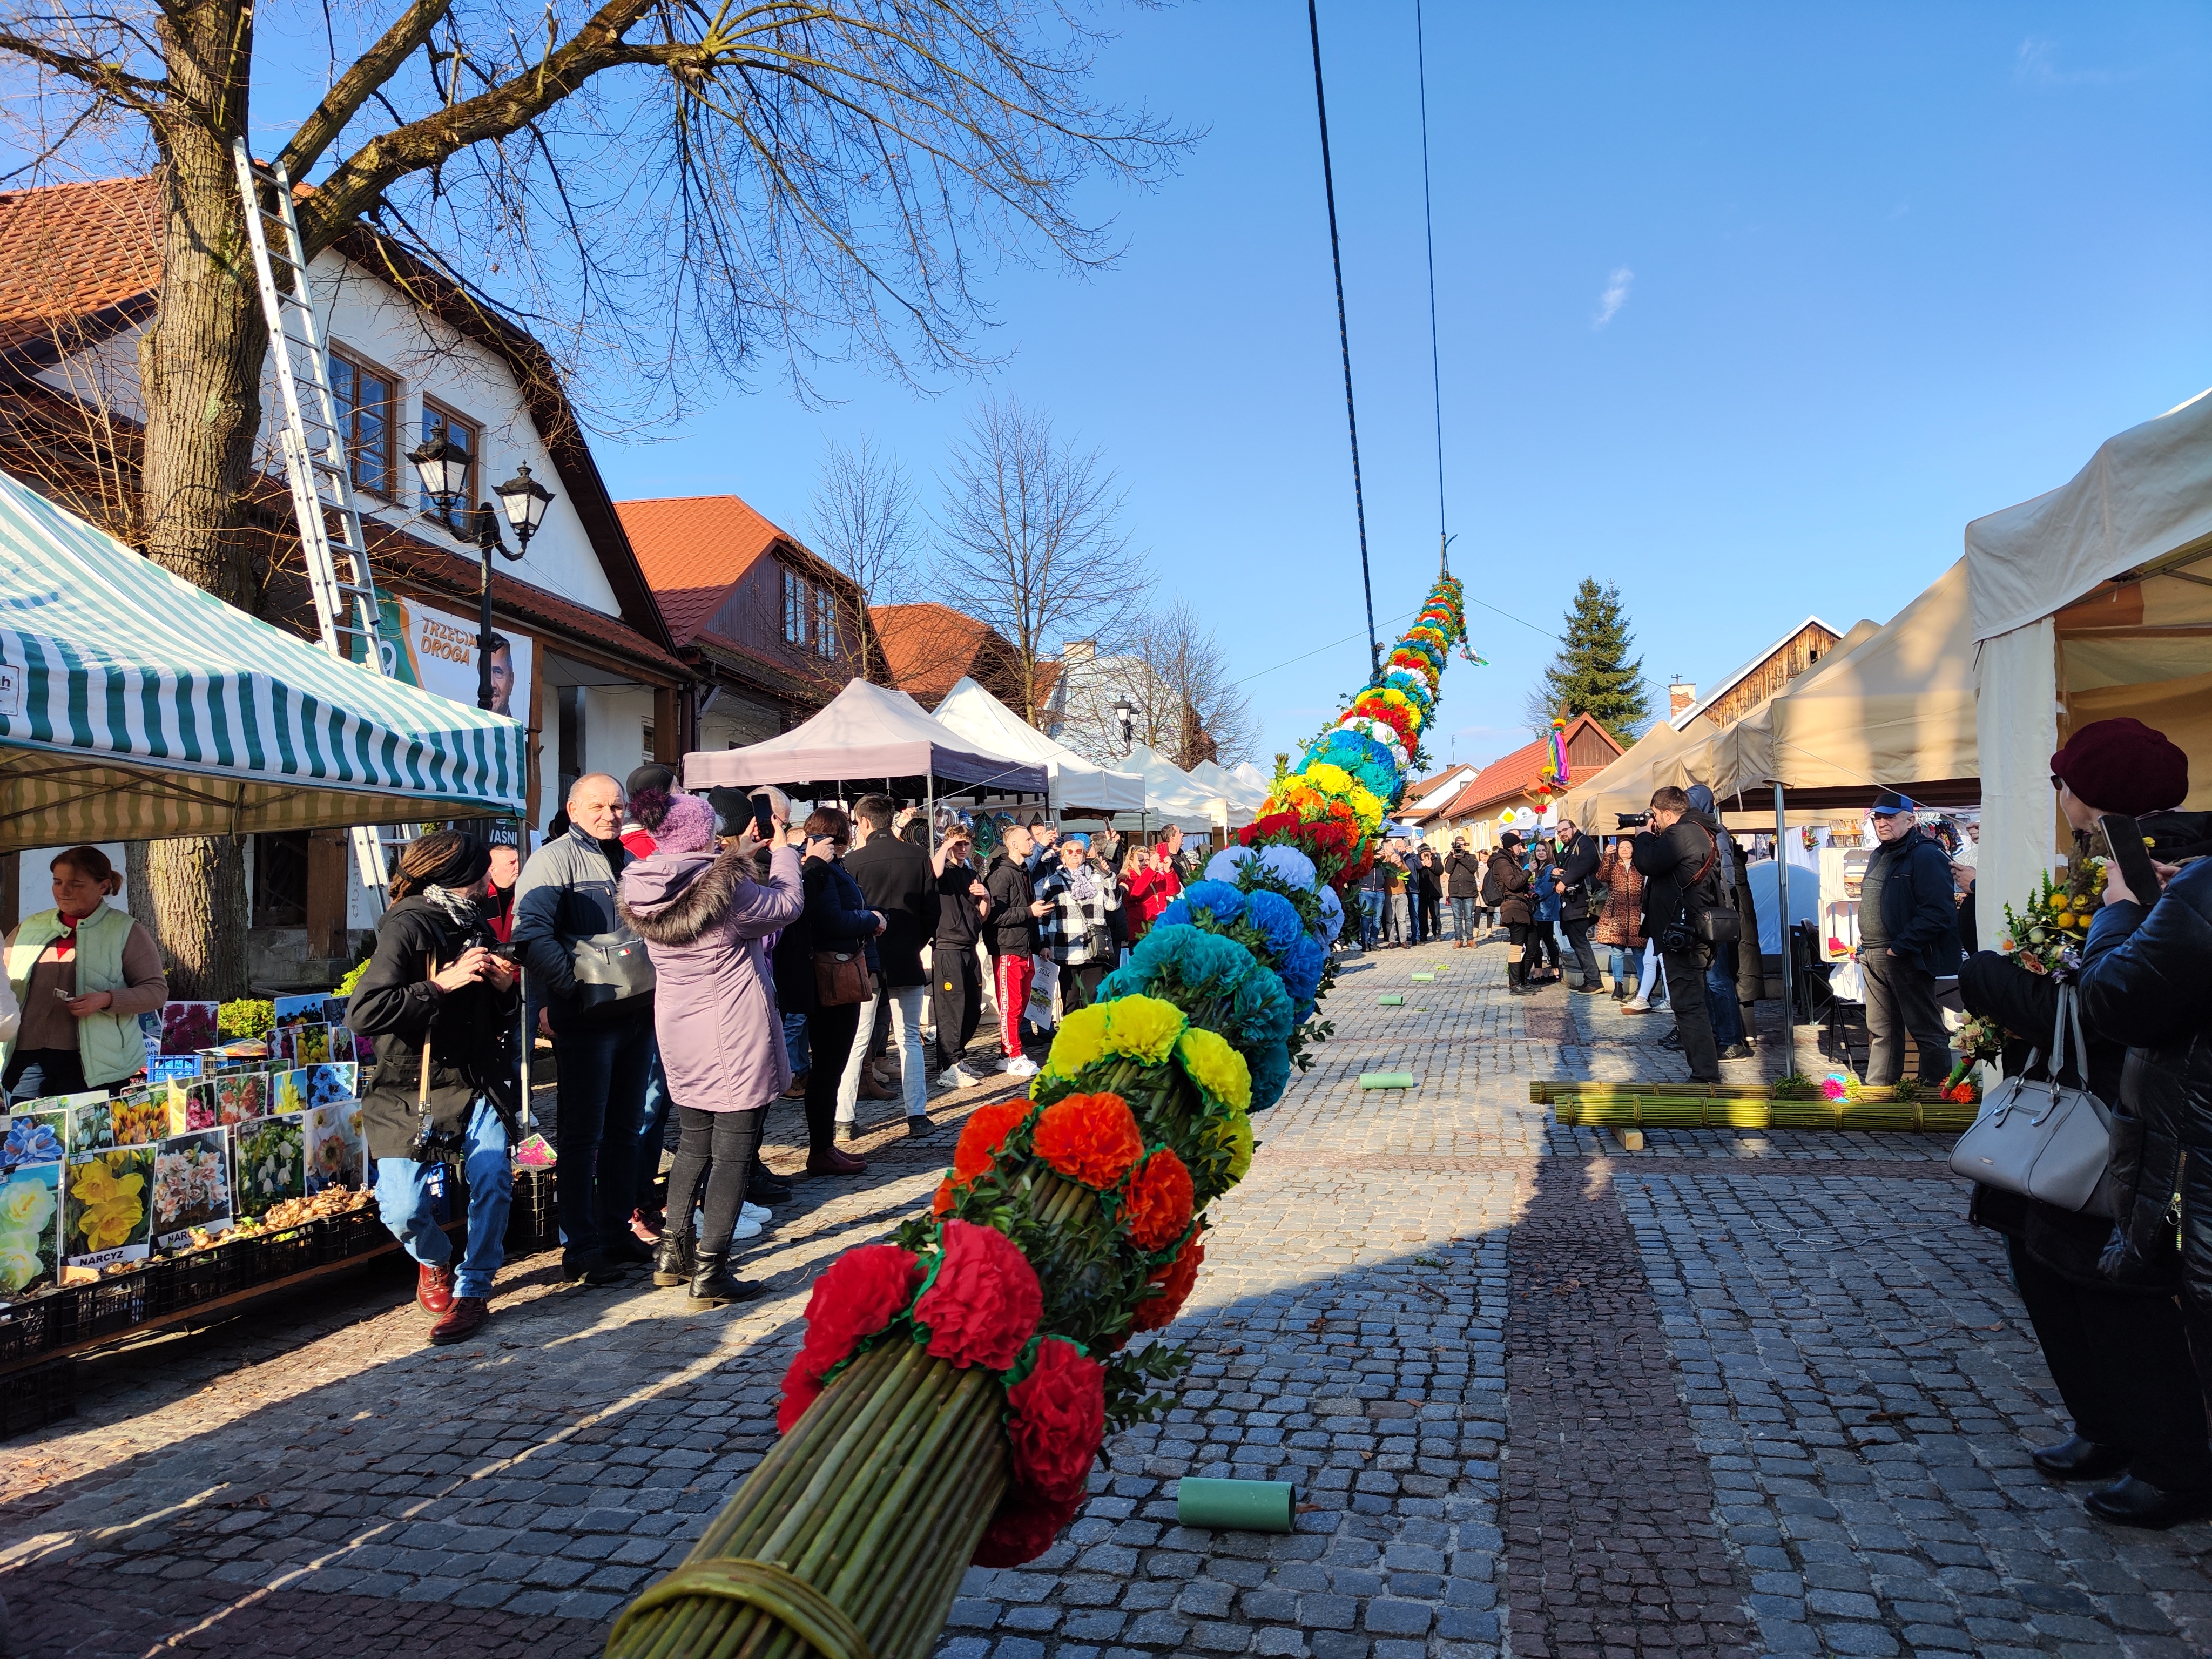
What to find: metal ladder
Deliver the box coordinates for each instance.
[231,139,410,900]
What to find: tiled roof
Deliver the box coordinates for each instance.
[0,178,159,352]
[872,602,1002,705]
[616,494,791,643]
[1432,714,1623,819]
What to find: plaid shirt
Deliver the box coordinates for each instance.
[1034,863,1122,965]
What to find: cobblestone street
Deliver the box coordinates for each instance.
[4,934,2206,1658]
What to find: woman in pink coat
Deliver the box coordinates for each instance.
[617,788,801,1306]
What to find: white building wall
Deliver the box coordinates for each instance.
[582,686,654,787]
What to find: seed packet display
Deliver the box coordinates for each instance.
[304,1103,365,1193]
[138,1009,164,1068]
[64,1097,115,1151]
[0,1116,65,1172]
[0,1159,62,1296]
[195,1041,267,1075]
[167,1079,219,1135]
[64,1145,152,1269]
[287,1024,332,1067]
[160,1001,218,1056]
[271,1069,309,1115]
[325,1024,358,1065]
[110,1088,167,1147]
[215,1071,268,1127]
[153,1130,231,1250]
[234,1114,306,1218]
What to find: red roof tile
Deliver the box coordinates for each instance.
[0,178,159,336]
[871,602,1008,707]
[616,494,793,643]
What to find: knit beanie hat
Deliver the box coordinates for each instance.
[2049,717,2189,817]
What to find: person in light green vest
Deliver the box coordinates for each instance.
[2,846,167,1101]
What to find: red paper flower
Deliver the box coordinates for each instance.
[775,1243,924,1433]
[914,1218,1043,1370]
[952,1100,1034,1184]
[1004,1335,1107,1504]
[1032,1093,1143,1189]
[1130,1235,1205,1332]
[972,1489,1083,1568]
[1118,1147,1194,1252]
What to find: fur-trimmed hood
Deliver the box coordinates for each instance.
[618,845,754,945]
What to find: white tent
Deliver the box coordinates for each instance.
[1967,388,2212,933]
[1117,742,1230,833]
[1229,760,1272,801]
[684,677,1046,798]
[932,677,1147,817]
[1189,758,1267,817]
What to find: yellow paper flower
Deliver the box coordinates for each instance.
[1104,996,1188,1065]
[1344,784,1386,833]
[1303,761,1357,798]
[1209,1103,1255,1182]
[1044,1006,1112,1078]
[0,1174,56,1236]
[1176,1028,1252,1113]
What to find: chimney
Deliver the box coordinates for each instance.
[1668,677,1697,718]
[1062,639,1096,665]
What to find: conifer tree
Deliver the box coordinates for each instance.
[1527,578,1652,741]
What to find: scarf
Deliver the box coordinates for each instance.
[423,885,482,929]
[1065,862,1103,906]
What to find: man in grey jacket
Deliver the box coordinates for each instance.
[513,773,656,1284]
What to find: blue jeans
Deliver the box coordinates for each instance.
[783,1011,810,1075]
[1358,892,1384,948]
[1708,944,1744,1047]
[635,1041,671,1178]
[551,1008,653,1258]
[374,1098,511,1299]
[1452,897,1476,940]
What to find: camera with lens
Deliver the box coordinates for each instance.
[1616,812,1650,829]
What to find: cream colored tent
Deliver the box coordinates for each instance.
[1968,388,2212,930]
[1561,716,1698,825]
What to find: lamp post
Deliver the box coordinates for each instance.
[406,439,556,712]
[1112,696,1137,757]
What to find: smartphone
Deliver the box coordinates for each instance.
[2100,814,2164,908]
[750,792,778,841]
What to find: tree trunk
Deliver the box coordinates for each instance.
[134,0,266,1001]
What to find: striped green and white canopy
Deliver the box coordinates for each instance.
[0,469,526,851]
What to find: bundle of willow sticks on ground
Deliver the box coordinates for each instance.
[605,578,1476,1659]
[1547,1093,1977,1132]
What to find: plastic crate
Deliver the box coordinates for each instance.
[0,1355,75,1439]
[504,1166,557,1255]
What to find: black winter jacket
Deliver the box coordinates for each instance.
[1959,948,2132,1287]
[1487,848,1533,926]
[346,896,520,1162]
[1871,825,1962,978]
[844,833,938,988]
[1553,832,1600,922]
[1444,850,1484,899]
[2076,859,2212,1304]
[982,852,1039,957]
[1632,817,1723,946]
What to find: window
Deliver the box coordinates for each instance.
[252,831,309,928]
[329,349,396,497]
[417,400,480,537]
[783,565,807,646]
[813,585,837,658]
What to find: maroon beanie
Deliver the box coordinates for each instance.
[2049,717,2189,816]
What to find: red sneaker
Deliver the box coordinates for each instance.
[629,1208,663,1245]
[429,1297,490,1345]
[416,1262,455,1317]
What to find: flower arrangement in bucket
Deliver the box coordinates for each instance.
[606,575,1475,1659]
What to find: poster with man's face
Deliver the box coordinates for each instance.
[375,595,532,722]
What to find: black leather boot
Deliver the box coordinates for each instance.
[652,1223,695,1288]
[689,1250,763,1308]
[2085,1474,2212,1529]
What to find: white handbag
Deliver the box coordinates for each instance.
[1947,986,2115,1216]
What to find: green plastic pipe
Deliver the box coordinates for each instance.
[1377,995,1405,1007]
[1359,1071,1416,1090]
[1177,1477,1297,1532]
[1410,973,1436,983]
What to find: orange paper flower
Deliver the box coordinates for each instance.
[1130,1235,1205,1331]
[952,1100,1035,1184]
[1031,1092,1144,1190]
[933,1177,959,1217]
[1118,1147,1194,1252]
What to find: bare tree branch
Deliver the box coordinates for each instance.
[277,0,453,180]
[807,431,918,680]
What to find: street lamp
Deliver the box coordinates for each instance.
[407,440,557,712]
[494,463,555,548]
[1112,696,1136,756]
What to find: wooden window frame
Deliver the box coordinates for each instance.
[417,397,482,539]
[782,564,809,648]
[329,345,399,499]
[813,583,837,658]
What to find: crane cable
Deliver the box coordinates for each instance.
[1305,0,1380,681]
[1415,0,1449,575]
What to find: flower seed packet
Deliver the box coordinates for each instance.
[325,1024,358,1065]
[110,1089,167,1148]
[288,1024,332,1066]
[305,1064,358,1108]
[0,1116,65,1173]
[160,1001,218,1056]
[272,994,326,1031]
[270,1069,310,1115]
[153,1130,231,1250]
[65,1145,152,1270]
[167,1079,219,1136]
[215,1070,268,1127]
[234,1114,306,1218]
[304,1103,365,1193]
[0,1160,62,1297]
[64,1098,114,1151]
[319,995,350,1030]
[137,1009,164,1068]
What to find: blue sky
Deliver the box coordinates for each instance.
[221,2,2207,772]
[588,2,2212,774]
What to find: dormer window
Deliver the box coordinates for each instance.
[782,564,839,659]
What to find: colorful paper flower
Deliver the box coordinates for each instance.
[1033,1094,1144,1189]
[1003,1335,1107,1505]
[1176,1028,1252,1113]
[953,1100,1035,1184]
[1119,1148,1195,1251]
[1130,1235,1205,1331]
[778,1243,925,1432]
[973,1489,1084,1569]
[914,1219,1043,1371]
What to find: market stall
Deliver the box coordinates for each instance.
[1189,758,1268,819]
[1115,741,1236,834]
[0,469,527,849]
[1967,387,2212,935]
[931,677,1145,818]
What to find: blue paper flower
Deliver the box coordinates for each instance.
[1181,881,1247,926]
[1249,1042,1292,1111]
[1227,968,1296,1049]
[1314,887,1344,943]
[1245,891,1303,956]
[1280,935,1327,1004]
[1256,845,1318,893]
[1203,847,1255,885]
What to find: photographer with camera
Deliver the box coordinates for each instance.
[347,831,521,1346]
[1631,786,1729,1082]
